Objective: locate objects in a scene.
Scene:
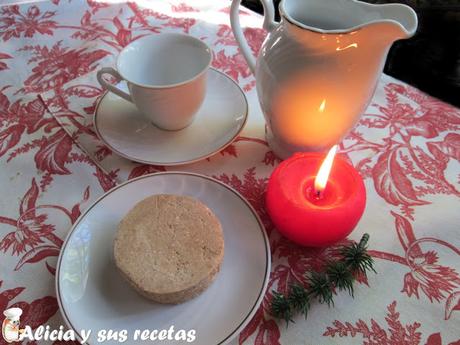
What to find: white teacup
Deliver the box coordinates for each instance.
[97,33,212,131]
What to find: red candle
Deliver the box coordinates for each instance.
[266,146,366,247]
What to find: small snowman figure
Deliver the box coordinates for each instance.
[2,308,24,343]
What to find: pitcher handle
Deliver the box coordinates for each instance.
[230,0,277,74]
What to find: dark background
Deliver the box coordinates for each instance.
[241,0,460,107]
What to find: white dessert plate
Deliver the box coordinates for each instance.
[94,68,248,166]
[56,172,270,345]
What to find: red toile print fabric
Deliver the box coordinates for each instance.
[0,0,459,344]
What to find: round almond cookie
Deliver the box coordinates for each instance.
[113,194,224,304]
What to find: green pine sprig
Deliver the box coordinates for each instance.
[307,271,334,306]
[271,291,292,326]
[341,233,376,276]
[288,283,310,317]
[270,233,376,325]
[326,261,355,297]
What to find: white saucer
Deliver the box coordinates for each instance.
[94,69,248,166]
[56,172,270,345]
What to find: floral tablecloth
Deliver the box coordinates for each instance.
[0,0,459,344]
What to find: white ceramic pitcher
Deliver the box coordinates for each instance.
[231,0,417,158]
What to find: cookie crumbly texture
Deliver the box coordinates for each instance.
[113,194,224,304]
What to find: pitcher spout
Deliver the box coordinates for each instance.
[369,2,418,40]
[279,0,417,39]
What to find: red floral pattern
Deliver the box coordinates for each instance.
[0,53,11,71]
[0,5,57,41]
[345,82,460,218]
[0,1,458,344]
[20,42,110,94]
[171,3,198,13]
[0,178,90,272]
[0,281,58,345]
[368,212,460,321]
[324,301,460,345]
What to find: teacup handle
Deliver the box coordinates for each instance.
[230,0,278,74]
[97,67,133,103]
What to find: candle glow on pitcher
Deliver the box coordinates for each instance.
[318,99,326,113]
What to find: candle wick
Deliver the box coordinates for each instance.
[316,189,322,199]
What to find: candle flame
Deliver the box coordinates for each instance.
[314,145,338,193]
[318,99,326,113]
